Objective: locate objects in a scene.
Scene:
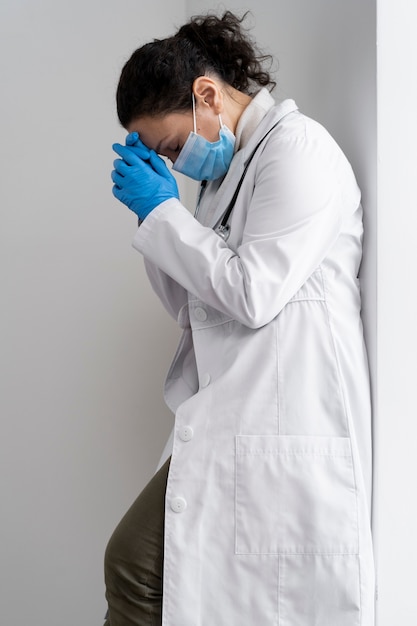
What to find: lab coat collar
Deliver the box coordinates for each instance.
[234,88,277,151]
[240,97,299,164]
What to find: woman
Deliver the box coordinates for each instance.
[106,11,375,626]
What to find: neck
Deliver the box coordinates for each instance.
[222,87,253,134]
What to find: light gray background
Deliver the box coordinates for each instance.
[1,0,415,624]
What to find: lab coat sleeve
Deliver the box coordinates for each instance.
[144,258,188,322]
[132,129,360,328]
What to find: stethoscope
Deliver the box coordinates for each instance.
[196,120,281,242]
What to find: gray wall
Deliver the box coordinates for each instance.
[0,2,186,624]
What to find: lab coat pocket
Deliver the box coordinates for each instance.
[235,435,358,555]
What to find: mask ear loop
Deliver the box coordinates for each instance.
[192,93,197,133]
[193,91,224,131]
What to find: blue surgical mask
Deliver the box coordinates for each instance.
[173,94,235,181]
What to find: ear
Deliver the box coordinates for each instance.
[192,76,223,114]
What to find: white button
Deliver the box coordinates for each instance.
[200,373,211,388]
[170,497,187,513]
[179,426,194,442]
[194,307,208,322]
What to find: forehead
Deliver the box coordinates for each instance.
[127,111,192,151]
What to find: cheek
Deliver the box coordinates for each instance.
[166,133,189,162]
[196,114,220,143]
[165,150,179,164]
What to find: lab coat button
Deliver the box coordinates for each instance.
[170,497,187,513]
[200,373,211,388]
[179,426,194,442]
[194,307,208,322]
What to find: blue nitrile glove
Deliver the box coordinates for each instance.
[125,132,150,158]
[112,143,179,221]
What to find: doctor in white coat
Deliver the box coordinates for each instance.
[106,10,375,626]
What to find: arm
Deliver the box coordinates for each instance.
[144,258,188,322]
[132,128,360,328]
[112,136,188,321]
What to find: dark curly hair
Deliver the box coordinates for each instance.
[116,11,276,127]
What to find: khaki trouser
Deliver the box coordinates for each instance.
[103,458,170,626]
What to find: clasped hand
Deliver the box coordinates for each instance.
[112,133,179,221]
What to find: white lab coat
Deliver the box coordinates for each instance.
[132,90,375,625]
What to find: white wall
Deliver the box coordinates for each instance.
[376,1,417,622]
[0,2,186,624]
